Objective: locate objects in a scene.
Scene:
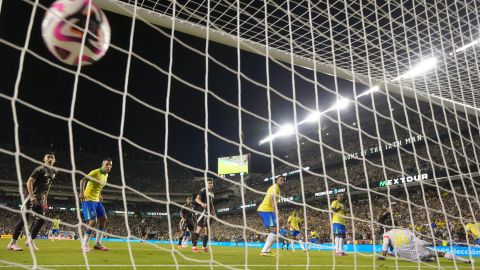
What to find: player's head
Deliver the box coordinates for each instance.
[275,176,286,187]
[186,196,192,204]
[207,178,213,191]
[43,152,55,166]
[101,158,113,173]
[336,193,344,201]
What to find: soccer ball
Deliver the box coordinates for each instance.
[41,0,111,66]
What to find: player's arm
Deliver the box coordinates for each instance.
[79,175,89,201]
[378,237,390,260]
[331,201,342,212]
[196,194,207,209]
[270,187,278,214]
[26,176,38,204]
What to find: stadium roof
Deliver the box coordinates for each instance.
[96,0,480,115]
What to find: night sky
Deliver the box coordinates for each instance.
[0,0,371,174]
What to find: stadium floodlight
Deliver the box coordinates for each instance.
[333,98,351,110]
[453,39,480,54]
[258,124,295,145]
[277,124,294,136]
[298,111,321,125]
[392,57,437,81]
[356,86,379,98]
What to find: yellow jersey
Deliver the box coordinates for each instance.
[288,215,301,231]
[310,231,318,239]
[331,200,346,225]
[84,168,108,202]
[257,184,280,212]
[52,219,60,229]
[465,223,480,239]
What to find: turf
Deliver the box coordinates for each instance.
[0,239,478,269]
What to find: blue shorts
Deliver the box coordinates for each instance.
[81,201,106,222]
[258,211,277,228]
[290,230,300,238]
[475,239,480,245]
[310,238,318,244]
[51,229,60,235]
[333,223,346,235]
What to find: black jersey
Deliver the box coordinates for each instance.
[180,203,195,222]
[197,188,214,212]
[30,165,57,200]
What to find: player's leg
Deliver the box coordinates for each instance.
[177,231,184,248]
[289,231,295,251]
[8,215,27,251]
[94,202,109,250]
[298,233,305,251]
[337,225,346,255]
[202,226,209,252]
[439,251,474,264]
[259,212,277,256]
[25,205,45,251]
[81,201,97,251]
[183,224,194,247]
[332,223,341,255]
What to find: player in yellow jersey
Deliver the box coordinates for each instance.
[465,222,480,246]
[288,210,305,251]
[331,193,346,256]
[257,176,286,256]
[378,228,474,264]
[79,158,112,252]
[50,217,61,241]
[307,230,318,251]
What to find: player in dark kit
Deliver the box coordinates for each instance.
[191,178,215,253]
[178,196,195,248]
[7,152,57,251]
[139,218,148,244]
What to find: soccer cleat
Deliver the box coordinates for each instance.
[182,244,188,248]
[468,259,475,264]
[7,243,23,251]
[177,245,182,249]
[25,241,39,251]
[202,247,209,252]
[192,246,199,253]
[260,252,275,257]
[93,245,110,251]
[335,251,346,256]
[81,246,92,252]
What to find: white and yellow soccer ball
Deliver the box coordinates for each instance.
[41,0,111,66]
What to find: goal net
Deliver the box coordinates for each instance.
[0,0,480,269]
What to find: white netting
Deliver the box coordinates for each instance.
[0,0,480,269]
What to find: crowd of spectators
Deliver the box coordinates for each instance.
[0,106,478,247]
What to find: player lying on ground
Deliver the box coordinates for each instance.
[378,228,474,264]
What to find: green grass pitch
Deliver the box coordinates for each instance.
[0,239,477,269]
